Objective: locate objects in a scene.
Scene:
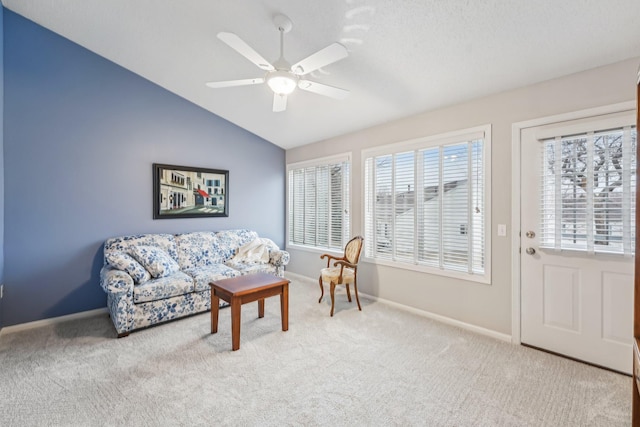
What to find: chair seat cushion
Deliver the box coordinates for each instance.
[321,267,355,284]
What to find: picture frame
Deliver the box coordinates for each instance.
[153,163,229,219]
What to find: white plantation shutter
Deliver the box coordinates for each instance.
[471,141,485,273]
[364,126,490,281]
[288,154,350,251]
[316,165,329,247]
[331,163,349,248]
[540,125,637,255]
[394,152,415,262]
[419,147,440,266]
[303,167,317,246]
[290,169,305,244]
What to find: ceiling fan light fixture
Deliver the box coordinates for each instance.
[266,71,298,95]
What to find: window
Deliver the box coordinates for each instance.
[363,125,491,282]
[540,124,637,255]
[287,154,351,251]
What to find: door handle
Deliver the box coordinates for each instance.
[526,247,536,255]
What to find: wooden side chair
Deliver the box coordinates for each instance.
[318,236,364,316]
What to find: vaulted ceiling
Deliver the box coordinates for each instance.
[4,0,640,149]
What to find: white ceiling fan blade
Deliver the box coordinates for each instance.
[298,80,350,99]
[273,94,287,112]
[205,77,265,89]
[291,43,348,75]
[217,32,275,71]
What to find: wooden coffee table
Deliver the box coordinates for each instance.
[209,272,289,351]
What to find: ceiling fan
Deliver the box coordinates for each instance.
[206,14,349,112]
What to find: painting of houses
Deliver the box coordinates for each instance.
[153,164,228,218]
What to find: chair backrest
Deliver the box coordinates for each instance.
[344,236,364,265]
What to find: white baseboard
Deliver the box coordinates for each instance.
[0,307,108,338]
[285,271,512,343]
[363,294,512,342]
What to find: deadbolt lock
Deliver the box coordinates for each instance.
[525,231,535,238]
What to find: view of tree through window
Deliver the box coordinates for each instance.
[540,126,637,254]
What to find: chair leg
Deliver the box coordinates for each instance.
[345,283,352,302]
[318,276,324,303]
[330,282,336,316]
[354,278,362,311]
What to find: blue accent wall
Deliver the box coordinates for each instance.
[3,10,285,326]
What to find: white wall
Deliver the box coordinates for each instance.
[285,57,639,335]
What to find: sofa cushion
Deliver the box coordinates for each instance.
[104,233,178,262]
[174,232,224,270]
[105,251,151,284]
[184,264,241,292]
[133,271,194,303]
[214,229,259,261]
[130,245,181,278]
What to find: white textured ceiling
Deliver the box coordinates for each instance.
[4,0,640,149]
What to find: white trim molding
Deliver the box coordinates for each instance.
[0,307,108,338]
[361,292,511,343]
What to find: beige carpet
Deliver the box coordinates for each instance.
[0,274,631,426]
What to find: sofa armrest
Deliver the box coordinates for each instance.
[100,265,134,294]
[269,249,290,267]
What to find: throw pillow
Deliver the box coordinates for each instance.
[105,251,151,284]
[130,245,180,278]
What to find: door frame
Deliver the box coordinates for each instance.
[510,101,635,344]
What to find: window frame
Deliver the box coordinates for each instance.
[286,153,352,253]
[361,125,492,284]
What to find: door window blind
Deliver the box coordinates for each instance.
[540,126,637,255]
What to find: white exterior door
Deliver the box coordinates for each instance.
[520,112,636,374]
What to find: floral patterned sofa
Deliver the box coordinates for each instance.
[99,229,289,337]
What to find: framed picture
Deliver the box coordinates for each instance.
[153,163,229,219]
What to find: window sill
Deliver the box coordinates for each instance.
[362,257,491,285]
[286,243,344,257]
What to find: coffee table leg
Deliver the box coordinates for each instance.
[281,283,289,331]
[258,299,265,318]
[211,294,219,334]
[231,298,241,351]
